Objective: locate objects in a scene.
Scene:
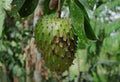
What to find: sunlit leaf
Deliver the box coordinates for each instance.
[13,65,23,77]
[69,0,88,49]
[104,19,120,36]
[80,0,96,10]
[75,0,97,40]
[107,0,120,10]
[0,4,5,38]
[102,34,120,55]
[0,0,12,11]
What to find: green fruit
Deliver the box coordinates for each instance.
[35,14,77,73]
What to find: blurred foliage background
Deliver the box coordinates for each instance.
[0,0,120,82]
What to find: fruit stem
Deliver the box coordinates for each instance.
[57,0,61,18]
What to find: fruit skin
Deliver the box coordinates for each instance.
[35,14,77,73]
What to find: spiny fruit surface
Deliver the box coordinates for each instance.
[35,14,77,73]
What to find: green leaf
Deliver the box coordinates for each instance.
[13,65,23,77]
[19,0,39,17]
[69,0,87,49]
[104,19,120,36]
[102,34,120,55]
[11,0,25,15]
[0,4,5,38]
[2,0,12,10]
[107,0,120,10]
[74,0,97,40]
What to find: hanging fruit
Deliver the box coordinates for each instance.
[34,14,77,73]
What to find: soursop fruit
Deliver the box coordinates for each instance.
[35,14,77,73]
